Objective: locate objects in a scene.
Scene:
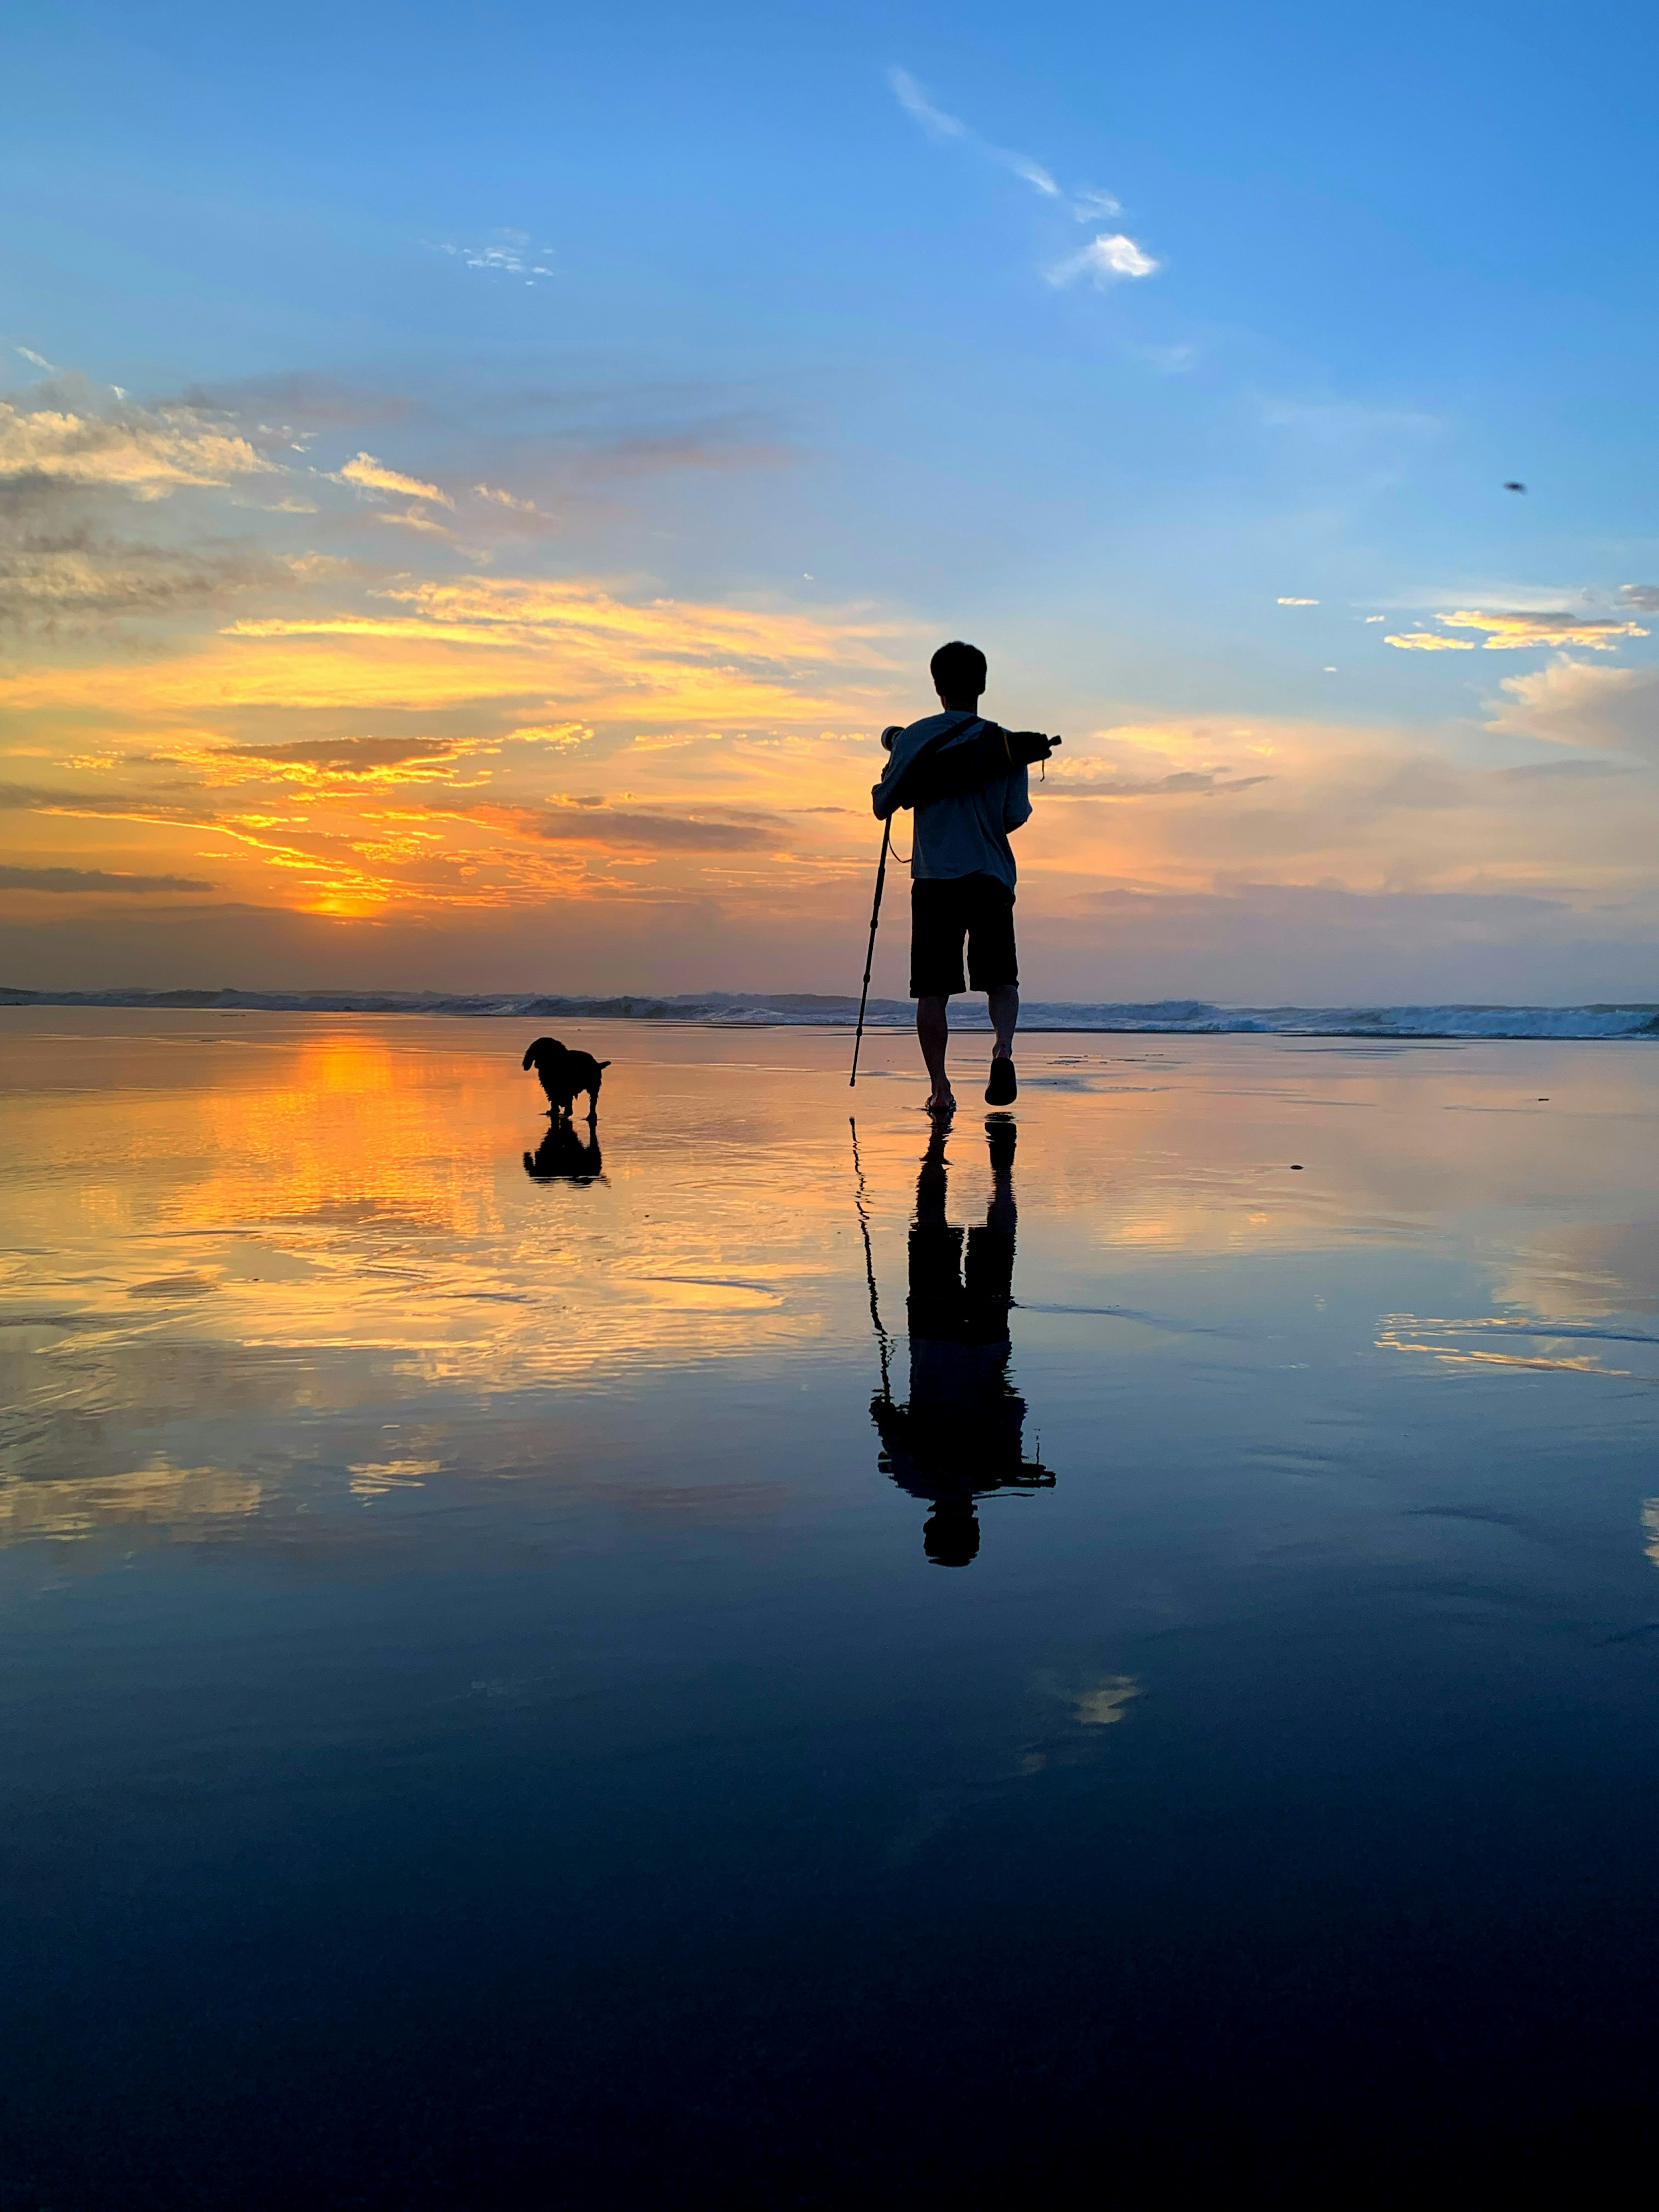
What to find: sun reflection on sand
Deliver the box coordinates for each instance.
[4,1017,1659,1551]
[0,1461,261,1541]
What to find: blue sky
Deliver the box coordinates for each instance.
[2,0,1656,997]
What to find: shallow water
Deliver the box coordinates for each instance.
[4,1012,1659,2202]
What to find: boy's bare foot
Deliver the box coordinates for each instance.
[985,1056,1017,1106]
[924,1090,957,1116]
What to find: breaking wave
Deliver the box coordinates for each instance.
[4,985,1657,1040]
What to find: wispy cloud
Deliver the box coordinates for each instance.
[1044,768,1272,799]
[1621,584,1659,612]
[1278,597,1319,607]
[428,230,554,284]
[888,67,1157,284]
[0,781,212,825]
[463,800,776,854]
[506,722,593,750]
[372,506,453,536]
[331,451,454,507]
[1388,607,1649,652]
[1262,399,1440,447]
[167,735,487,786]
[0,534,282,634]
[1127,341,1198,375]
[0,863,214,892]
[474,482,540,512]
[0,381,277,498]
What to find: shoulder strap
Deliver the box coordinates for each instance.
[901,712,979,774]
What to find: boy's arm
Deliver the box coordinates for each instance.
[899,725,1058,810]
[871,726,908,819]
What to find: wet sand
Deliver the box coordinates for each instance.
[4,1011,1659,2200]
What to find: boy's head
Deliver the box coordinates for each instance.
[931,639,987,706]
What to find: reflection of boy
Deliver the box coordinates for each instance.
[871,1118,1052,1567]
[871,640,1057,1116]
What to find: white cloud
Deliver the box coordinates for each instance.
[1621,584,1659,612]
[1385,630,1476,651]
[1278,597,1318,606]
[332,451,454,507]
[1488,660,1659,760]
[1048,233,1160,286]
[13,345,56,371]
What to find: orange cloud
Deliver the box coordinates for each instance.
[1388,608,1649,652]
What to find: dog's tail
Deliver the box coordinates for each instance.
[596,1060,612,1070]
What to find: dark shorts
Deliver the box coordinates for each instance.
[910,873,1018,999]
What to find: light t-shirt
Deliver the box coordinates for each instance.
[871,713,1032,890]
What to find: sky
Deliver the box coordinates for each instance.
[2,0,1656,1003]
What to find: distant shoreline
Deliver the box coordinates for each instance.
[3,987,1656,1042]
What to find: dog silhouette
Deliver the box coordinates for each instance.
[522,1036,610,1122]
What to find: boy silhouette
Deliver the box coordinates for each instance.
[872,641,1056,1113]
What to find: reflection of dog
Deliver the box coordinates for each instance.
[522,1036,610,1121]
[524,1122,604,1184]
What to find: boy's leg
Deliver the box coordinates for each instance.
[965,880,1020,1100]
[911,879,966,1111]
[917,995,953,1109]
[988,983,1019,1061]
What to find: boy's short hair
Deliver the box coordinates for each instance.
[930,639,987,696]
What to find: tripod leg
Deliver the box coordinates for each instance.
[849,818,893,1087]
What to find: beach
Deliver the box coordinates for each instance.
[5,1010,1659,2197]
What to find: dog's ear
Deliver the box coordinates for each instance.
[522,1039,550,1070]
[521,1044,537,1070]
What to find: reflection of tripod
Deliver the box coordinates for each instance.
[862,1115,1053,1567]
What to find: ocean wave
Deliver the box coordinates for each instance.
[4,985,1657,1040]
